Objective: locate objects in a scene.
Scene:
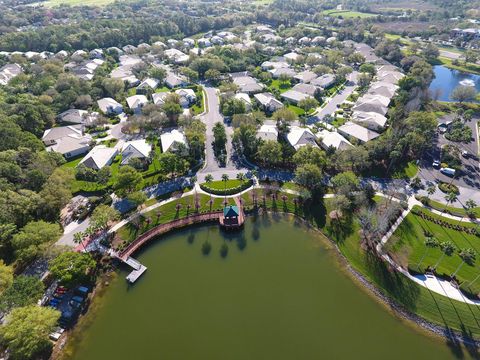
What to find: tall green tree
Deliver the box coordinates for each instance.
[49,251,96,287]
[0,275,44,312]
[1,305,60,360]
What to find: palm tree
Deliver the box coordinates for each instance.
[236,172,245,183]
[73,231,87,252]
[205,174,213,203]
[444,191,458,213]
[452,248,476,277]
[155,210,162,224]
[417,236,439,270]
[221,173,229,203]
[426,185,436,200]
[433,241,455,271]
[465,199,477,218]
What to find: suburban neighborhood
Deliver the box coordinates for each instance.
[0,0,480,359]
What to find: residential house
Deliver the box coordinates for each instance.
[79,145,118,170]
[42,125,92,158]
[261,60,289,71]
[175,88,196,108]
[352,94,390,116]
[254,93,283,113]
[338,122,380,144]
[57,109,99,126]
[234,93,252,111]
[164,49,189,64]
[0,64,22,85]
[352,111,388,131]
[283,52,300,62]
[269,67,296,79]
[231,73,264,94]
[165,73,188,88]
[126,95,149,114]
[294,70,317,84]
[368,81,398,99]
[287,126,318,150]
[256,124,278,141]
[291,83,321,97]
[160,129,187,152]
[97,98,123,115]
[281,90,312,105]
[316,130,353,151]
[121,139,152,165]
[376,68,404,84]
[42,125,84,146]
[310,74,335,89]
[136,78,160,94]
[152,92,169,106]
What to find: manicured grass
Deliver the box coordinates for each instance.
[116,194,235,244]
[43,0,114,6]
[322,200,480,338]
[286,104,305,116]
[390,206,480,295]
[155,86,169,93]
[202,179,244,191]
[433,57,480,76]
[268,79,292,94]
[322,9,377,18]
[191,87,205,115]
[392,161,418,179]
[418,196,480,218]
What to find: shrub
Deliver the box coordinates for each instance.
[438,182,459,194]
[200,180,253,196]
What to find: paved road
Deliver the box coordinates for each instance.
[439,49,462,60]
[417,116,480,191]
[197,86,247,182]
[308,72,358,124]
[56,218,91,247]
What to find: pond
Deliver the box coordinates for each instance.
[68,216,476,360]
[429,65,480,102]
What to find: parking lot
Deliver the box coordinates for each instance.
[417,115,480,190]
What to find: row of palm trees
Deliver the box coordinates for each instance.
[417,236,478,285]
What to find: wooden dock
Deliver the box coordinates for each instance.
[123,257,147,284]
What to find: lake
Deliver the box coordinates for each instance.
[67,216,475,360]
[429,65,480,102]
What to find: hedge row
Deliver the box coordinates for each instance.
[200,180,253,195]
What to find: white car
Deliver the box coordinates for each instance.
[432,160,441,168]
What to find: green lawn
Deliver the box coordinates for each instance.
[202,179,244,191]
[191,87,205,115]
[286,104,305,116]
[322,200,480,338]
[392,161,418,179]
[390,206,480,296]
[418,197,480,218]
[115,194,234,244]
[43,0,114,6]
[155,86,169,93]
[433,57,480,76]
[113,185,480,337]
[322,9,377,18]
[268,79,292,94]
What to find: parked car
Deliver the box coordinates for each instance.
[462,150,469,158]
[440,167,456,177]
[432,160,441,168]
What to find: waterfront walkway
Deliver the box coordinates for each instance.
[118,211,222,260]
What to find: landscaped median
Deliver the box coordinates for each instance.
[200,179,253,196]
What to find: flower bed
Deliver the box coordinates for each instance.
[200,179,253,195]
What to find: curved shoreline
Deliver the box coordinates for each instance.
[295,216,480,348]
[114,206,480,347]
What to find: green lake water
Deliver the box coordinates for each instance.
[69,215,474,360]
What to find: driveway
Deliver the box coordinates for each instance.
[308,71,358,124]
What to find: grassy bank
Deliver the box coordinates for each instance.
[389,206,480,295]
[113,187,480,338]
